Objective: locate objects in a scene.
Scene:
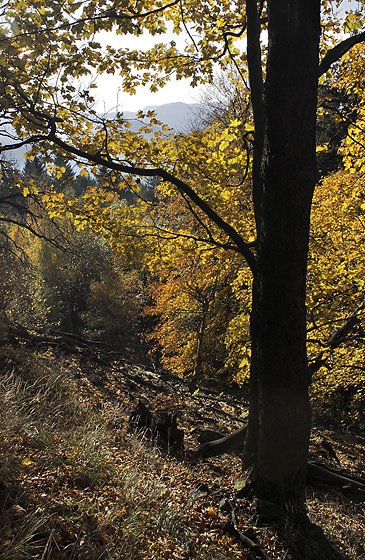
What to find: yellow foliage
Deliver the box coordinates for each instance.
[146,249,250,383]
[308,169,365,424]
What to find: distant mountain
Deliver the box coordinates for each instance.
[131,102,201,132]
[1,102,201,168]
[110,101,201,134]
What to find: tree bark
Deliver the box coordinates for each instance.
[244,0,321,517]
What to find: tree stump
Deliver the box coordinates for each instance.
[129,400,184,452]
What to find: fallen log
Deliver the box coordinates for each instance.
[198,424,247,458]
[197,425,365,495]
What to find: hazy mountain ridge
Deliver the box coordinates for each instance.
[123,101,201,131]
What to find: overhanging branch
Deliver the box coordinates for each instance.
[49,133,257,274]
[318,31,365,77]
[0,107,257,274]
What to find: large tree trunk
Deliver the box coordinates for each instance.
[244,0,320,517]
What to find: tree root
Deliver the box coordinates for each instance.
[307,461,365,495]
[198,424,247,457]
[222,501,270,560]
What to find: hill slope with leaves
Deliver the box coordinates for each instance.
[0,325,364,560]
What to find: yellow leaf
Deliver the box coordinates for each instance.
[316,144,328,152]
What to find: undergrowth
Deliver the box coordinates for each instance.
[0,345,230,559]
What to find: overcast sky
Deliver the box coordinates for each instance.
[93,0,359,113]
[93,28,203,113]
[94,73,201,113]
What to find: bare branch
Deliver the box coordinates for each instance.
[0,215,66,251]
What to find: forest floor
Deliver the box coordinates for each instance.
[0,328,364,560]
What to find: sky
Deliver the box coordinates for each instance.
[92,0,360,113]
[94,73,201,113]
[93,29,203,113]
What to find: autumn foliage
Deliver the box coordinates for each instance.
[1,45,365,424]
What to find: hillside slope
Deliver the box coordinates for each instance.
[0,327,364,560]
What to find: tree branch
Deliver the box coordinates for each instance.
[0,69,258,273]
[318,31,365,77]
[308,301,364,377]
[5,0,181,41]
[0,215,66,250]
[2,128,256,271]
[34,125,257,273]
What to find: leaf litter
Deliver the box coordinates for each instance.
[0,339,364,559]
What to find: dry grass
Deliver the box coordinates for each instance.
[0,346,238,559]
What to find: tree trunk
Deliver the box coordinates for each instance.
[188,301,208,393]
[244,0,320,517]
